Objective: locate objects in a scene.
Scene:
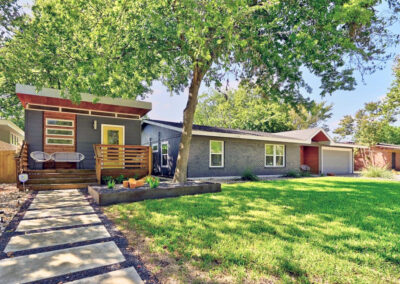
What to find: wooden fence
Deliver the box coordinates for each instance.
[94,144,152,184]
[0,150,17,183]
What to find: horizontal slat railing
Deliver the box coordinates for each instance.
[93,144,152,184]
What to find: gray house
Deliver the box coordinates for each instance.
[16,84,151,170]
[142,119,358,178]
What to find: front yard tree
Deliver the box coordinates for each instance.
[194,87,333,132]
[1,0,399,182]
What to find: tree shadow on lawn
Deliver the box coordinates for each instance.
[111,178,400,282]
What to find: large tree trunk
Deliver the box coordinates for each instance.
[173,66,204,183]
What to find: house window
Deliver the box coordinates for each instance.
[46,138,74,145]
[265,144,285,167]
[161,142,168,167]
[152,144,159,153]
[46,128,74,136]
[10,133,19,145]
[210,140,224,167]
[46,118,74,127]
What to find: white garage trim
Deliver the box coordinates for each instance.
[321,146,353,174]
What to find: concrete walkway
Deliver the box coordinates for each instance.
[0,189,143,284]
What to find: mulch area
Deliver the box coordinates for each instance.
[0,184,30,236]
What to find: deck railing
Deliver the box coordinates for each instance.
[15,141,28,190]
[93,144,152,184]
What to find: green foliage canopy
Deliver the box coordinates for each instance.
[194,87,333,132]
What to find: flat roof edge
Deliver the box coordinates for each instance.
[16,84,152,110]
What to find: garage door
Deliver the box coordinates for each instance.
[322,147,352,174]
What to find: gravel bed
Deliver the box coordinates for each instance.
[0,184,30,236]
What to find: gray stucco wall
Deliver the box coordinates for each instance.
[141,124,181,176]
[25,110,43,169]
[187,135,300,177]
[76,116,141,169]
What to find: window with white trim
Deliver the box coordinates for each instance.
[161,142,168,167]
[265,144,285,167]
[46,137,74,145]
[46,128,74,136]
[210,140,224,167]
[46,118,74,127]
[152,144,159,153]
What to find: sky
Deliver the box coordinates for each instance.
[20,1,399,132]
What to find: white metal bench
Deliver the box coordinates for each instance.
[51,152,85,168]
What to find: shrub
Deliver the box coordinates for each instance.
[361,166,394,179]
[300,171,311,177]
[107,179,116,189]
[115,174,125,184]
[241,169,259,181]
[146,176,160,189]
[285,170,300,178]
[102,176,114,185]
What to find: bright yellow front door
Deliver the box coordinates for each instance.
[102,125,124,168]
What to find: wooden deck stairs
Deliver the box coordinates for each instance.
[25,169,97,191]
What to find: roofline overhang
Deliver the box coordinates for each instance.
[144,120,316,144]
[16,84,152,110]
[0,120,25,136]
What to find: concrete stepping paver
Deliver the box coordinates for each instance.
[33,194,86,202]
[0,241,125,283]
[36,189,82,195]
[69,267,143,284]
[28,199,90,209]
[23,205,95,219]
[5,225,110,252]
[16,213,101,232]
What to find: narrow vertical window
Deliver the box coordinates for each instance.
[161,142,168,167]
[210,140,224,167]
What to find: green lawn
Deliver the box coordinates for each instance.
[105,177,400,283]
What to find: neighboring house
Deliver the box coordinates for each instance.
[0,119,24,147]
[354,143,400,171]
[16,84,152,170]
[142,119,359,178]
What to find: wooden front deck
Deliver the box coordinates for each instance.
[15,142,152,190]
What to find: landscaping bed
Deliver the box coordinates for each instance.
[0,184,30,236]
[89,181,221,206]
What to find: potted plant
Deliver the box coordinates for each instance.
[107,179,116,189]
[145,176,160,189]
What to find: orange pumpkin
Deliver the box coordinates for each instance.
[122,180,129,188]
[129,178,136,189]
[136,179,145,187]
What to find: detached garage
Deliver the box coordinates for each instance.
[321,147,353,174]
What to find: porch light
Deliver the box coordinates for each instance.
[93,120,97,130]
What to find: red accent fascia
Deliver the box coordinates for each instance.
[312,131,330,142]
[16,93,150,116]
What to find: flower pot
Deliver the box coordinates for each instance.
[136,179,145,187]
[129,178,136,189]
[123,180,129,188]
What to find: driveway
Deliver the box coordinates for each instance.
[0,189,151,283]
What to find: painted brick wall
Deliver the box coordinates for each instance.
[354,147,400,171]
[141,124,181,176]
[187,135,300,177]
